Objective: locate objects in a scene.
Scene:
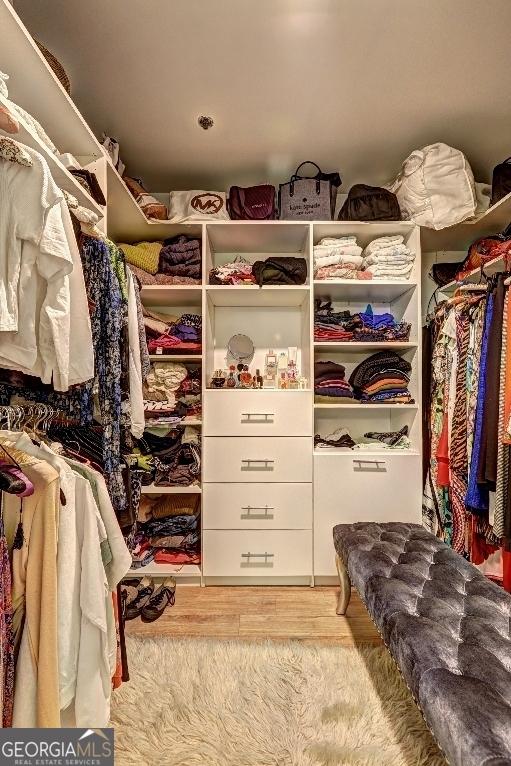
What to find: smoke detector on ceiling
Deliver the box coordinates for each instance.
[198,115,214,130]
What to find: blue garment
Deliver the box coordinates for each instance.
[465,293,493,512]
[358,304,397,330]
[79,236,127,513]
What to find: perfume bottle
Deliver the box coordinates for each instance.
[240,365,252,388]
[264,349,277,389]
[255,369,263,389]
[211,369,226,388]
[226,365,236,388]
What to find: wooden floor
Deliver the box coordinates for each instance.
[126,586,382,646]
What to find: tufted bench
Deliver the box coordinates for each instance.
[333,521,511,766]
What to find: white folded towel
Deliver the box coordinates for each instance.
[363,253,415,267]
[368,264,414,277]
[314,253,364,270]
[318,236,358,246]
[364,235,405,256]
[314,244,363,260]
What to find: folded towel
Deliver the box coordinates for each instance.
[318,237,358,246]
[363,235,404,256]
[314,244,363,260]
[314,254,364,269]
[363,252,414,267]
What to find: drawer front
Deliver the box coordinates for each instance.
[203,530,312,576]
[203,483,312,529]
[313,454,422,576]
[204,437,312,483]
[204,391,312,437]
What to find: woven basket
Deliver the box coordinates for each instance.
[36,41,70,94]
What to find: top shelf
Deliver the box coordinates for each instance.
[440,253,508,295]
[0,93,104,218]
[421,192,511,253]
[0,1,101,158]
[106,162,203,242]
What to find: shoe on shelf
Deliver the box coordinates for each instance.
[141,577,176,623]
[125,577,154,620]
[121,577,141,602]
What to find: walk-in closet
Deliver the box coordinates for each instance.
[1,1,511,764]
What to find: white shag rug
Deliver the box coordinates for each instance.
[111,637,447,766]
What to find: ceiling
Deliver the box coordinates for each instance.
[13,0,511,193]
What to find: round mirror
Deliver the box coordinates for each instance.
[227,334,255,364]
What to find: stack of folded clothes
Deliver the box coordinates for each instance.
[314,360,355,403]
[159,235,201,280]
[349,351,414,404]
[313,237,368,280]
[144,309,202,355]
[362,235,415,280]
[209,261,256,285]
[122,235,202,286]
[136,425,201,487]
[314,425,411,449]
[314,300,411,342]
[144,362,201,423]
[209,256,307,285]
[131,493,201,569]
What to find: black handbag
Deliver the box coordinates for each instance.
[491,157,511,207]
[338,184,401,221]
[279,161,341,220]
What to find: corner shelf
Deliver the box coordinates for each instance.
[439,253,507,295]
[0,94,104,218]
[140,285,202,306]
[106,161,203,242]
[421,192,511,252]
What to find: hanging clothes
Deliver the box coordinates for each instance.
[424,274,511,587]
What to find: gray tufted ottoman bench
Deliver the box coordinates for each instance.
[333,521,511,766]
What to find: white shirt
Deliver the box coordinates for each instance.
[0,146,94,390]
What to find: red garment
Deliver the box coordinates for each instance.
[112,592,122,690]
[153,550,201,564]
[436,412,450,487]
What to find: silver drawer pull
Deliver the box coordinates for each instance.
[241,552,275,568]
[241,458,275,471]
[241,505,275,519]
[352,458,387,472]
[241,412,275,423]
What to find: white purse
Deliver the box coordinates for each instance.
[168,190,229,222]
[388,143,477,230]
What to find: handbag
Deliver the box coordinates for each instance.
[456,229,511,281]
[491,157,511,207]
[387,143,476,230]
[227,185,276,220]
[168,190,229,222]
[338,184,400,221]
[252,257,308,286]
[279,161,341,220]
